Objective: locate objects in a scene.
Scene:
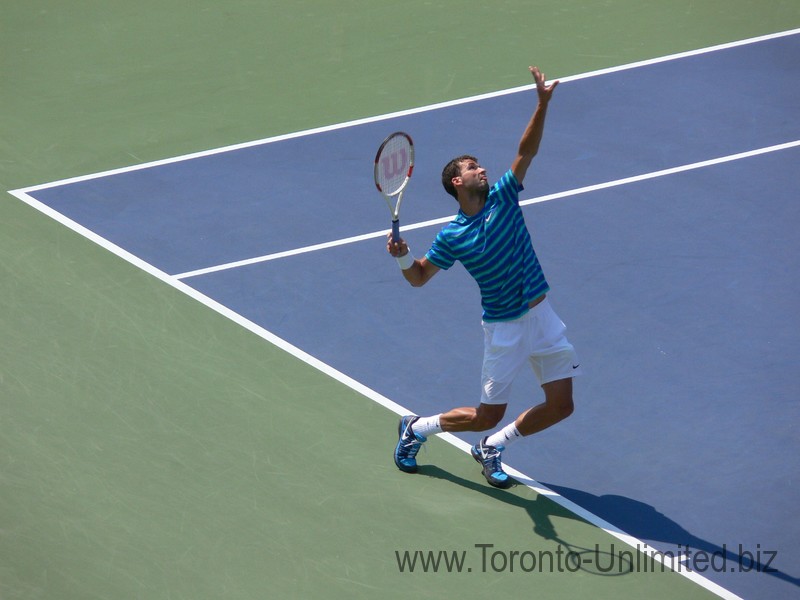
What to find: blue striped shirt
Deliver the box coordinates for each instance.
[425,170,549,322]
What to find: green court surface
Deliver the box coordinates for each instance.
[2,2,799,598]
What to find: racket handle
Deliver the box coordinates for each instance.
[391,219,401,244]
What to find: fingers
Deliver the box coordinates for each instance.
[529,65,558,91]
[386,232,407,257]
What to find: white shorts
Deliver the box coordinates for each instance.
[480,298,581,405]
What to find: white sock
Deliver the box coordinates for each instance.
[412,415,442,438]
[485,422,523,449]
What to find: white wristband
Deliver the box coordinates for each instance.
[395,250,416,270]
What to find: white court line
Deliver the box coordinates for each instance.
[174,139,800,279]
[12,30,798,600]
[9,186,743,600]
[10,27,799,196]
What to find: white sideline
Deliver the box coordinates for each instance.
[12,28,799,600]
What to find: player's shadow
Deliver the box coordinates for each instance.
[542,483,800,590]
[417,465,799,587]
[416,464,633,577]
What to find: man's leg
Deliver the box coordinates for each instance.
[394,317,522,476]
[426,403,516,489]
[477,378,574,488]
[515,377,574,436]
[393,403,505,473]
[439,403,506,432]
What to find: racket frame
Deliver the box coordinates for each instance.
[373,131,414,243]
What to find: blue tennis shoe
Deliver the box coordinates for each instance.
[394,415,426,473]
[471,437,513,488]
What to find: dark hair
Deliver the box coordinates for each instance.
[441,154,478,200]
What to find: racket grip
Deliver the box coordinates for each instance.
[391,219,401,244]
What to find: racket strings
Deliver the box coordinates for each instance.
[376,136,411,195]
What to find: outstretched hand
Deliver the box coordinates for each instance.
[529,66,558,103]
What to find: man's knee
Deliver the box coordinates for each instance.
[543,378,574,420]
[473,413,503,430]
[555,396,574,420]
[473,404,506,430]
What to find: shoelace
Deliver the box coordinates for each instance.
[480,445,503,472]
[399,428,423,458]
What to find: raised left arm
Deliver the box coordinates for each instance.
[510,66,559,184]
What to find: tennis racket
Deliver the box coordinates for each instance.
[374,131,414,244]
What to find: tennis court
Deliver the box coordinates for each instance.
[2,3,799,599]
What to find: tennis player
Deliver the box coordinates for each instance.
[388,66,581,488]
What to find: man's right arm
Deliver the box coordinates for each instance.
[387,235,440,287]
[401,255,440,287]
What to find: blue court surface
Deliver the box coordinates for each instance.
[13,31,800,599]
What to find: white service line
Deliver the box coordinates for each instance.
[174,139,800,280]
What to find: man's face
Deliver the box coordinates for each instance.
[456,159,489,194]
